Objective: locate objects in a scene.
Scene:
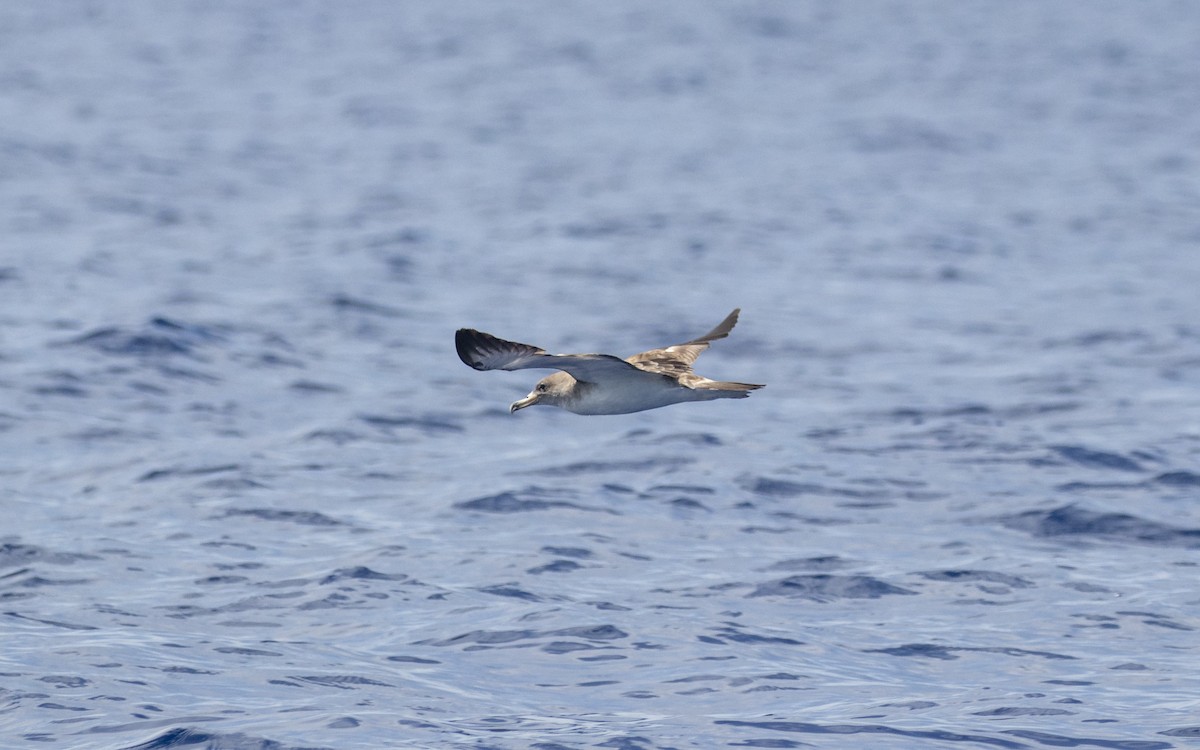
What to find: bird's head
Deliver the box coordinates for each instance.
[510,372,576,413]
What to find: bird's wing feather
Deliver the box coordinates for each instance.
[626,308,741,376]
[456,328,647,384]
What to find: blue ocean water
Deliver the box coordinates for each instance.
[2,2,1199,748]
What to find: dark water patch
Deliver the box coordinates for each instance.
[918,570,1034,588]
[866,643,959,660]
[641,483,716,511]
[749,575,916,601]
[647,484,714,496]
[974,707,1075,716]
[1050,445,1144,472]
[1001,729,1170,749]
[288,379,344,394]
[16,575,91,587]
[552,624,626,640]
[528,560,584,574]
[300,595,369,611]
[603,483,636,494]
[519,456,693,476]
[866,643,1076,661]
[421,629,537,648]
[200,541,258,552]
[29,371,89,397]
[651,432,724,446]
[1161,727,1200,737]
[542,640,603,654]
[455,486,615,514]
[0,543,99,568]
[202,477,267,492]
[971,646,1078,660]
[880,402,1081,424]
[1004,401,1082,418]
[889,403,992,422]
[385,655,440,664]
[1155,470,1200,487]
[700,624,804,646]
[668,497,710,511]
[138,464,241,482]
[159,666,218,675]
[588,601,633,612]
[764,511,855,527]
[128,380,170,396]
[1056,480,1146,492]
[302,428,365,445]
[319,567,408,584]
[223,508,346,527]
[120,727,335,750]
[716,719,1025,749]
[541,546,593,559]
[243,348,305,369]
[329,294,405,318]
[153,364,221,383]
[289,675,394,690]
[765,556,854,572]
[1044,680,1095,686]
[38,701,89,711]
[476,584,543,602]
[358,413,463,434]
[213,646,283,657]
[880,699,938,710]
[38,674,91,688]
[1114,611,1195,632]
[420,624,626,650]
[1041,329,1151,349]
[741,477,886,500]
[1000,504,1200,547]
[69,426,153,442]
[665,673,725,687]
[63,317,226,358]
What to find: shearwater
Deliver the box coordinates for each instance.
[455,309,764,415]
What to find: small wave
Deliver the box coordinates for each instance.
[358,413,463,434]
[518,456,693,476]
[222,508,347,527]
[64,317,226,358]
[917,570,1034,588]
[1050,445,1146,472]
[716,719,1027,749]
[120,727,298,750]
[1000,504,1200,547]
[419,624,627,651]
[454,486,615,514]
[865,643,1076,661]
[749,574,916,600]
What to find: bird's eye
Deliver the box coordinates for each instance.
[536,384,547,392]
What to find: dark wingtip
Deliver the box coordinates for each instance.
[455,328,487,370]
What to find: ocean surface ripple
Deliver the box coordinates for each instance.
[2,2,1198,748]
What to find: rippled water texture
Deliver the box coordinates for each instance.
[2,2,1199,748]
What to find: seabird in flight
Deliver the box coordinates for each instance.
[455,309,763,415]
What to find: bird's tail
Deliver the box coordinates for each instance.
[693,381,765,399]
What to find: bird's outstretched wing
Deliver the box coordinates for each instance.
[626,308,741,378]
[455,328,645,384]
